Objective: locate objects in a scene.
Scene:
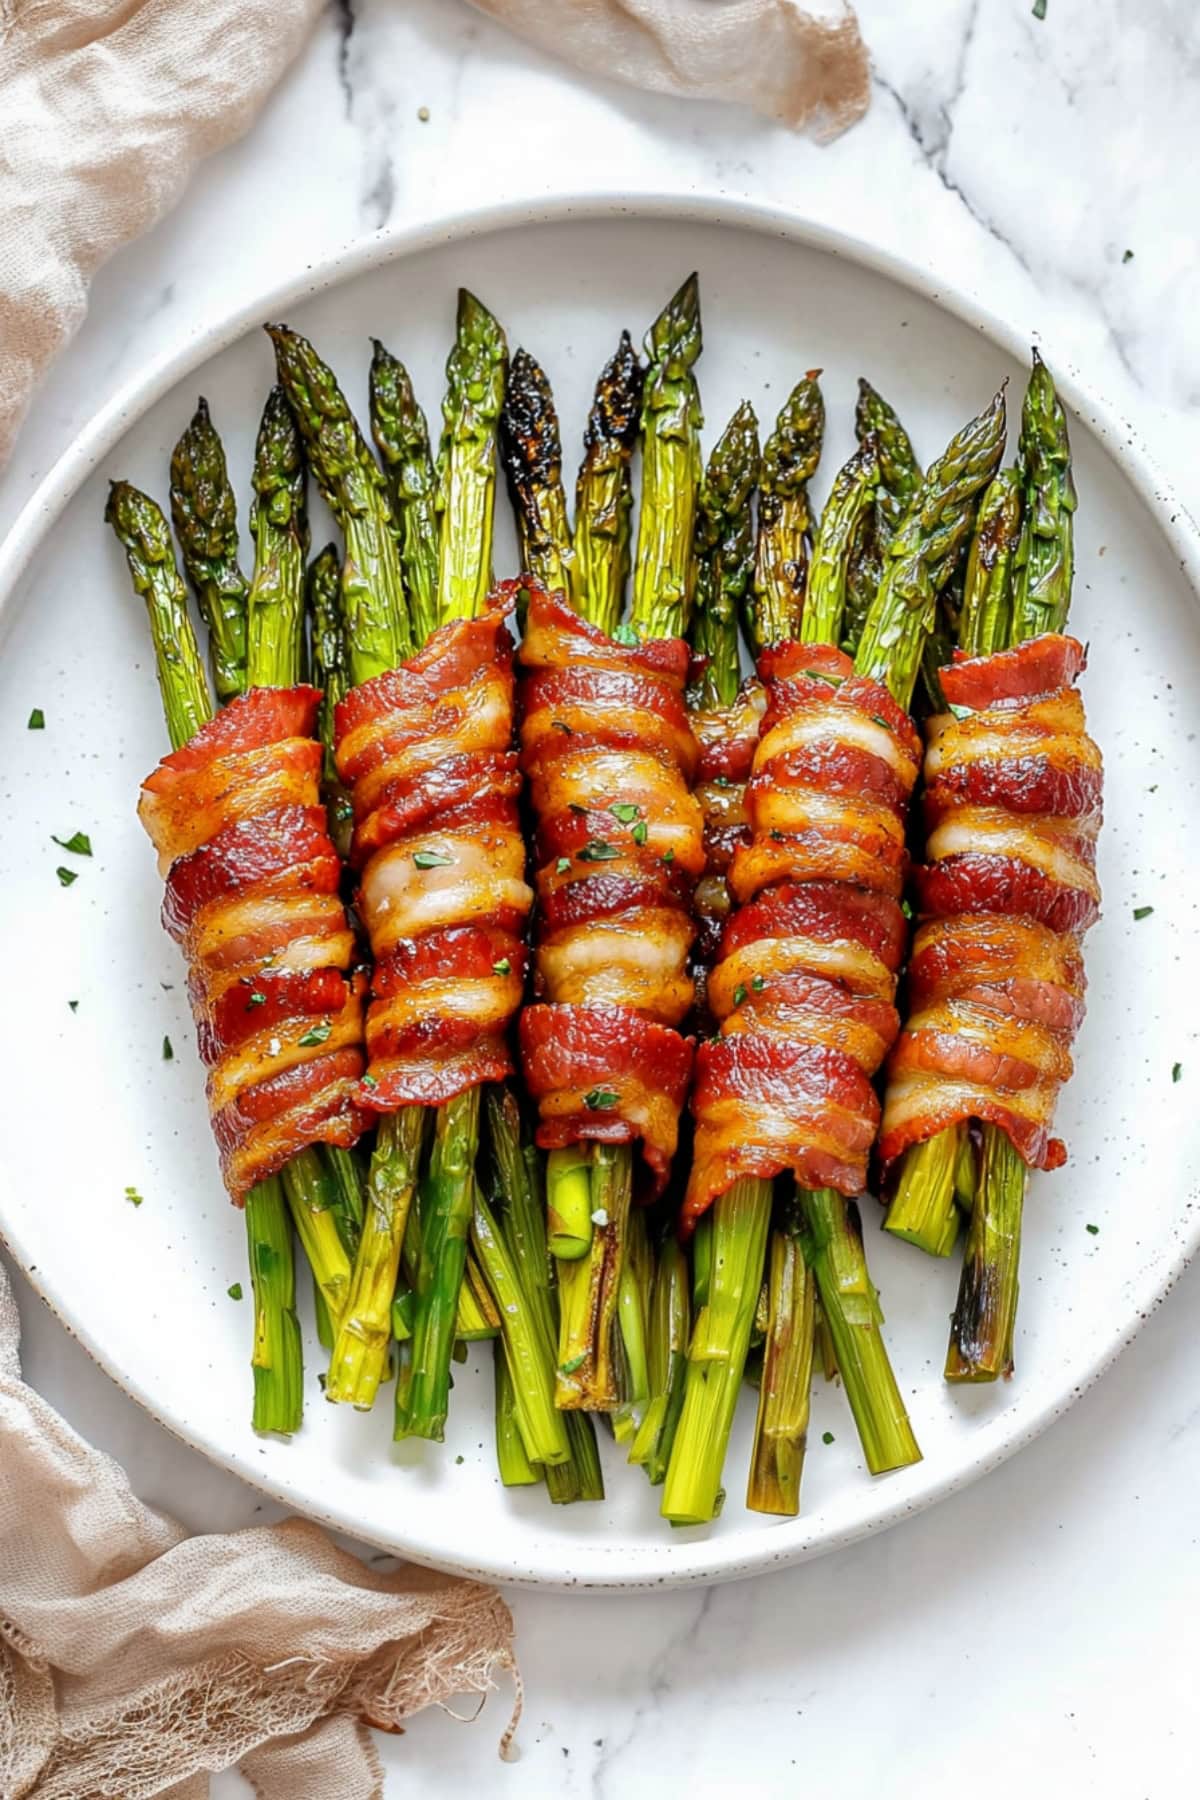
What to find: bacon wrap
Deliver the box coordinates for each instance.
[879,633,1102,1174]
[690,678,764,980]
[683,643,921,1231]
[139,687,369,1202]
[333,590,532,1110]
[516,582,701,1192]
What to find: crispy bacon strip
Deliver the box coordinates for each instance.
[333,590,532,1111]
[517,582,700,1191]
[690,677,764,987]
[139,687,369,1201]
[879,633,1101,1173]
[683,643,921,1230]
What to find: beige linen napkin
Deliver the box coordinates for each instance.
[0,1258,517,1800]
[0,0,868,472]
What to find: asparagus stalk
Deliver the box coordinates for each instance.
[436,288,508,624]
[745,372,824,655]
[946,351,1075,1382]
[632,272,703,640]
[574,332,645,636]
[369,339,440,648]
[105,480,302,1434]
[691,400,760,710]
[169,398,249,703]
[747,1197,816,1516]
[628,1229,691,1483]
[843,378,922,659]
[500,348,576,601]
[246,387,309,688]
[885,465,1023,1255]
[494,1344,540,1486]
[306,542,354,859]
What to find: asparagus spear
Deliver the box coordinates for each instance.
[745,372,824,655]
[369,339,440,648]
[106,481,302,1434]
[169,398,249,703]
[690,400,760,710]
[574,332,645,636]
[436,288,508,625]
[747,1193,816,1516]
[884,465,1023,1257]
[632,272,703,640]
[946,351,1075,1382]
[843,379,921,659]
[246,387,309,689]
[500,348,576,601]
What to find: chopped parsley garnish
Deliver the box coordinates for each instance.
[1122,247,1134,263]
[247,991,267,1007]
[124,1186,143,1208]
[661,848,675,864]
[334,798,353,822]
[55,866,78,887]
[52,830,92,856]
[555,856,571,874]
[612,622,639,646]
[733,983,747,1007]
[227,1282,243,1301]
[821,1431,835,1445]
[362,1072,379,1090]
[1085,1222,1099,1235]
[1172,1062,1183,1083]
[804,669,843,687]
[632,821,648,846]
[413,849,453,869]
[872,714,892,730]
[577,840,620,862]
[584,1087,619,1111]
[769,829,785,843]
[1032,0,1046,17]
[27,708,45,730]
[901,898,914,920]
[68,1000,78,1013]
[947,704,974,722]
[559,1352,587,1374]
[162,1036,174,1061]
[298,1021,333,1047]
[751,975,766,993]
[610,803,640,824]
[714,775,731,788]
[492,958,511,976]
[1132,905,1154,921]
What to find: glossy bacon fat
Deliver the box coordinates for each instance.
[334,590,532,1109]
[139,686,369,1201]
[517,583,701,1192]
[683,643,921,1231]
[880,633,1102,1173]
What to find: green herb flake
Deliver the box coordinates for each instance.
[1172,1061,1183,1083]
[714,775,731,789]
[821,1431,835,1445]
[733,983,748,1007]
[298,1021,333,1048]
[27,708,45,730]
[632,821,648,846]
[577,840,620,862]
[55,866,78,888]
[803,669,843,688]
[362,1072,379,1090]
[68,1000,78,1013]
[455,1454,464,1465]
[612,623,640,647]
[555,856,571,874]
[610,802,641,824]
[871,715,893,731]
[1122,248,1134,263]
[334,798,354,822]
[227,1282,243,1301]
[492,958,512,976]
[900,898,914,920]
[124,1186,143,1208]
[1133,905,1154,921]
[661,848,675,864]
[1032,0,1046,17]
[751,975,765,993]
[247,991,267,1008]
[584,1087,619,1112]
[947,704,974,722]
[162,1035,174,1062]
[1085,1222,1099,1235]
[52,830,92,857]
[559,1352,587,1374]
[413,850,454,869]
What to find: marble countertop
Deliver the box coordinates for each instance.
[4,3,1198,1793]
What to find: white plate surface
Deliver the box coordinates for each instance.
[1,197,1198,1590]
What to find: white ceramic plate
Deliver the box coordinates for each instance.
[2,197,1198,1590]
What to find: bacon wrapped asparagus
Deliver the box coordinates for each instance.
[511,277,703,1411]
[111,393,370,1435]
[880,354,1094,1381]
[664,390,1008,1524]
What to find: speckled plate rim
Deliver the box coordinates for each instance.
[2,192,1198,1591]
